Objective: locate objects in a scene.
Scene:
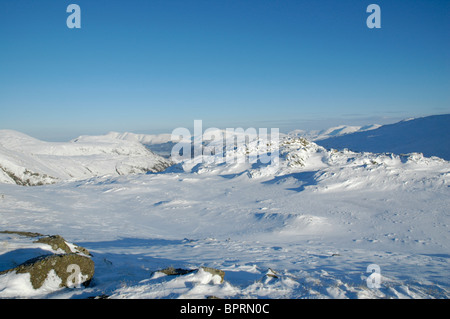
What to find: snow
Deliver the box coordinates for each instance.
[289,124,382,141]
[0,118,449,299]
[0,130,171,186]
[74,131,175,146]
[73,131,180,158]
[316,114,450,161]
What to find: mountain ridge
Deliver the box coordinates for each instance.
[0,130,171,186]
[1,114,448,185]
[316,114,450,160]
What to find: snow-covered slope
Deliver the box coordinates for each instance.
[289,124,381,141]
[82,130,284,158]
[0,132,448,299]
[0,121,449,299]
[73,132,182,158]
[0,130,171,185]
[316,114,450,160]
[73,131,174,147]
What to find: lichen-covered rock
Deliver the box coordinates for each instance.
[157,266,225,283]
[0,230,44,237]
[1,253,95,289]
[34,235,91,256]
[0,231,91,256]
[201,267,225,283]
[34,235,72,254]
[158,267,195,276]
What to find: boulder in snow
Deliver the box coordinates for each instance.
[0,253,95,289]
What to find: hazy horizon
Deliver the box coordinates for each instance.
[1,1,449,141]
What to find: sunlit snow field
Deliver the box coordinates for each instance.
[1,129,449,299]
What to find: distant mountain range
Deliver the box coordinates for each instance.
[97,115,449,161]
[1,114,448,185]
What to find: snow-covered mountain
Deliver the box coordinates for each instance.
[80,129,278,158]
[315,114,450,161]
[1,115,449,299]
[175,133,449,188]
[289,124,381,141]
[74,131,178,158]
[2,113,448,186]
[73,131,174,148]
[85,122,383,160]
[0,130,171,186]
[0,128,449,299]
[92,123,383,159]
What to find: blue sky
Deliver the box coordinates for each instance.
[1,0,449,141]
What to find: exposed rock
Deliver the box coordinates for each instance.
[88,294,110,299]
[158,267,195,276]
[0,230,44,238]
[34,235,72,254]
[34,235,91,256]
[201,267,225,283]
[157,266,225,283]
[0,231,95,291]
[259,269,280,283]
[0,253,95,289]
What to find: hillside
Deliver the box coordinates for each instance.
[289,124,381,141]
[0,130,171,186]
[316,114,450,160]
[73,131,176,158]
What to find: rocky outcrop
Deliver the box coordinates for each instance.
[4,253,95,289]
[34,235,91,256]
[201,267,225,283]
[0,230,44,237]
[157,266,225,283]
[159,267,195,276]
[0,231,94,289]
